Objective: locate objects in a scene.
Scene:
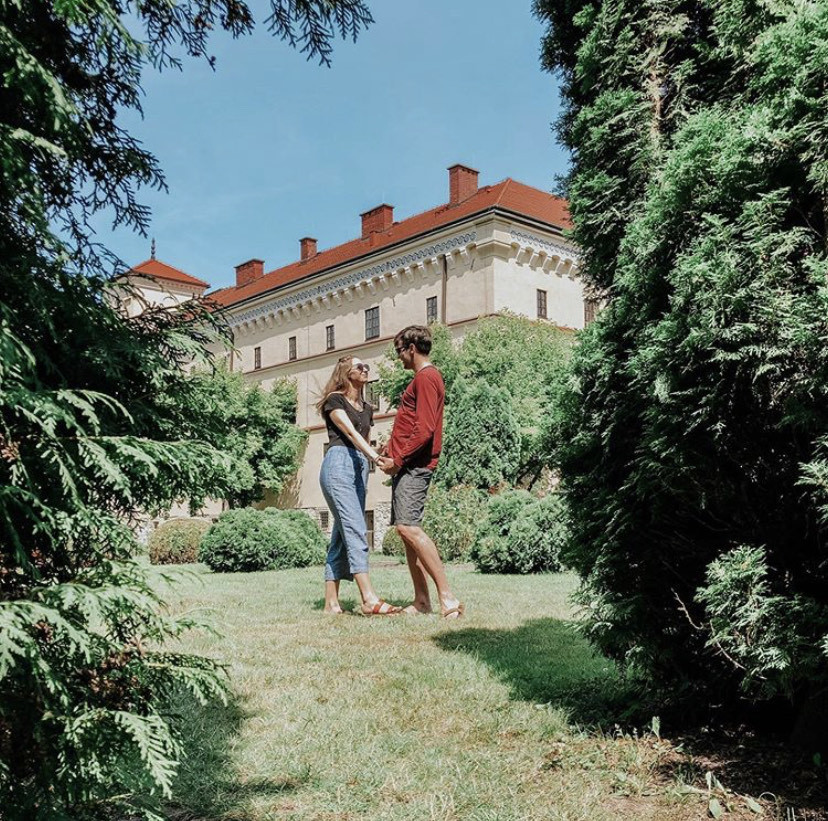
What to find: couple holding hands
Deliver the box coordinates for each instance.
[316,325,464,619]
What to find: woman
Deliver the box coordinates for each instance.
[317,355,398,615]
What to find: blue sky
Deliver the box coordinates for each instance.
[103,1,569,291]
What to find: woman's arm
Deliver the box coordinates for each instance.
[329,409,380,461]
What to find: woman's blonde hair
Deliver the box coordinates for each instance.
[316,355,364,415]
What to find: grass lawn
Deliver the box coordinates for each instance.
[161,562,825,821]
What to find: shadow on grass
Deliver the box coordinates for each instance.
[434,617,646,727]
[164,691,310,821]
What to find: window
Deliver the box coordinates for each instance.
[365,306,380,340]
[426,295,438,324]
[584,298,598,326]
[319,510,330,531]
[253,346,261,370]
[326,324,335,351]
[365,379,380,410]
[537,289,548,319]
[288,336,297,361]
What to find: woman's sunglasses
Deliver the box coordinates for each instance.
[351,363,370,373]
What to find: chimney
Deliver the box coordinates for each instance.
[235,258,264,288]
[361,204,394,237]
[300,237,317,261]
[448,164,479,205]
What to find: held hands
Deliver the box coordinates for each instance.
[376,456,400,476]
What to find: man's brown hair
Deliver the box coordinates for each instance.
[395,325,432,355]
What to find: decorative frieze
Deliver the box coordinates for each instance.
[228,231,477,328]
[509,229,579,266]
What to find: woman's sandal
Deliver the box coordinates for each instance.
[441,602,465,619]
[360,600,401,616]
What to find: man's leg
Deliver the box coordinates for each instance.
[402,536,432,614]
[397,524,461,617]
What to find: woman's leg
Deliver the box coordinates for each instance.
[320,451,353,612]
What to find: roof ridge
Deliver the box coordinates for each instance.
[211,177,571,306]
[262,180,511,280]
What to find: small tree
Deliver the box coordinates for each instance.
[436,378,521,491]
[174,369,306,508]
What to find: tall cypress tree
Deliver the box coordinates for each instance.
[536,0,828,709]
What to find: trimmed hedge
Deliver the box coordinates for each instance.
[199,507,326,573]
[470,490,567,574]
[148,517,211,565]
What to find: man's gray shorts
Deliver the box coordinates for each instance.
[390,467,434,527]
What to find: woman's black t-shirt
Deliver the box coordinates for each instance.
[322,393,373,450]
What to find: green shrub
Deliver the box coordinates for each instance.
[422,484,486,561]
[148,518,211,565]
[381,526,405,556]
[471,491,567,574]
[379,485,485,562]
[200,508,325,573]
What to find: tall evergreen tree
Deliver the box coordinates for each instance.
[536,0,828,709]
[0,1,372,817]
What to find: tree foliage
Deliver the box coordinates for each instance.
[0,0,372,817]
[437,377,521,491]
[174,368,306,509]
[377,315,572,483]
[536,0,828,706]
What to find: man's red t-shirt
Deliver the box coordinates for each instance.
[386,365,445,470]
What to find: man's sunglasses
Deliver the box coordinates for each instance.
[351,363,370,373]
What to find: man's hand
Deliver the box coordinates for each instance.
[377,456,400,476]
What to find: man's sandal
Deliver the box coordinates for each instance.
[360,600,401,616]
[441,603,465,619]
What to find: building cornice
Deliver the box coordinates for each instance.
[217,206,578,329]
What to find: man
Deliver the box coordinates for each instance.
[377,325,464,618]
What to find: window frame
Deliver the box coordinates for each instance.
[426,295,438,324]
[325,324,335,351]
[288,336,297,361]
[253,346,261,370]
[365,306,380,340]
[536,288,548,319]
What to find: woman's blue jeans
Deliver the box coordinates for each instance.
[320,445,370,582]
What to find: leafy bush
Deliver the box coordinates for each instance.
[379,485,484,561]
[696,545,826,701]
[471,491,567,574]
[381,526,406,557]
[422,484,486,561]
[148,518,212,565]
[200,508,325,573]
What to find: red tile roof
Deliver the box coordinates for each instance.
[210,178,570,309]
[129,259,210,289]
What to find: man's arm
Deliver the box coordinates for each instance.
[392,373,442,467]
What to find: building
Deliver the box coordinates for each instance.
[113,251,210,316]
[208,164,585,548]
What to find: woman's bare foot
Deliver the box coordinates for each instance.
[324,603,344,615]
